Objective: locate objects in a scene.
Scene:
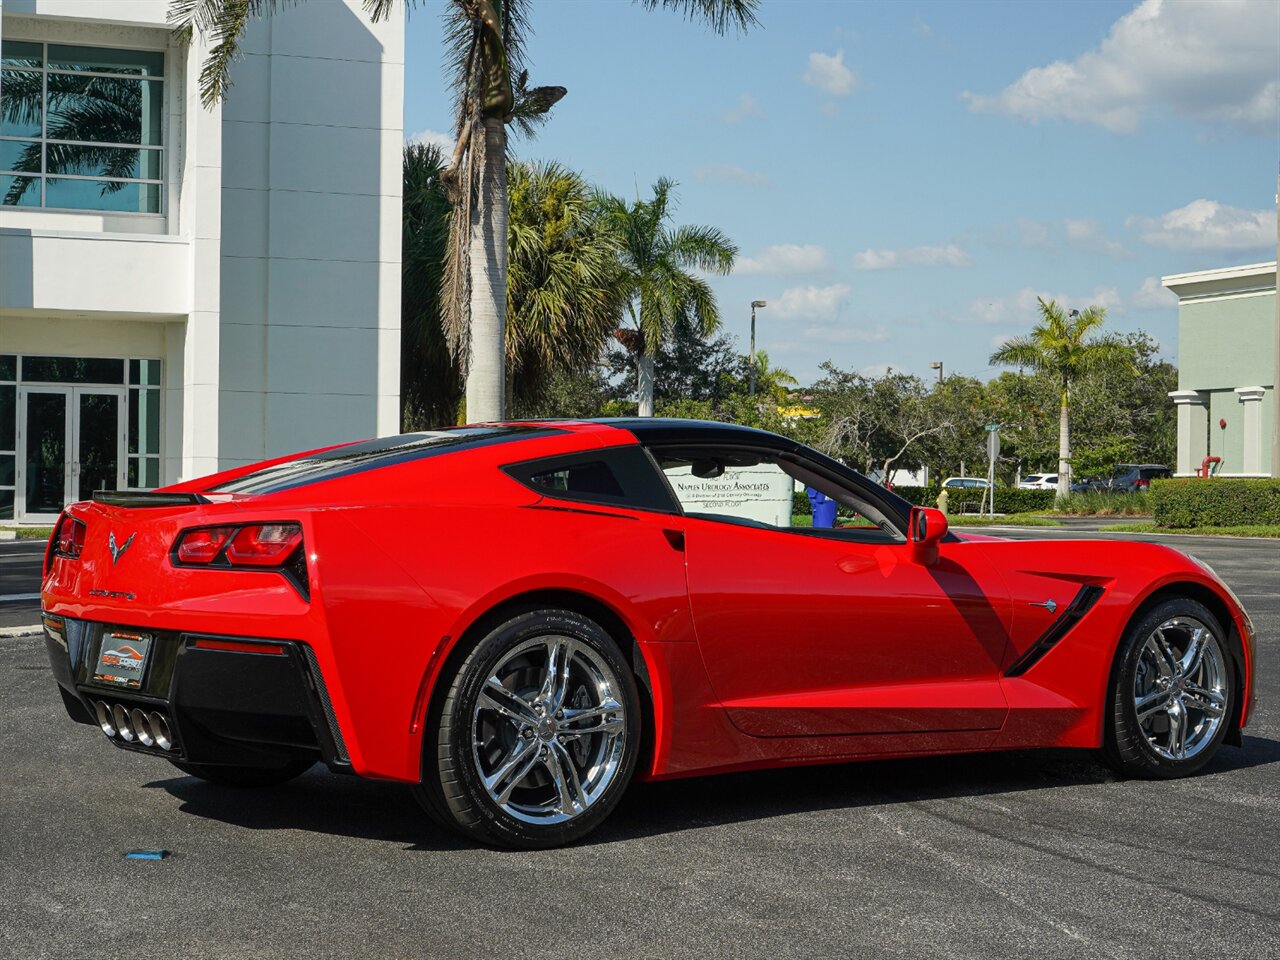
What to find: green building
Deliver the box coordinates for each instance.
[1162,261,1277,478]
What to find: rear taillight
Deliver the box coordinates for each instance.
[1136,479,1150,489]
[173,522,303,568]
[225,524,304,566]
[53,515,87,559]
[175,526,236,563]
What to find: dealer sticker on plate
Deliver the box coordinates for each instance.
[93,631,153,688]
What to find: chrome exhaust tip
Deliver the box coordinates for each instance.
[130,708,155,747]
[112,703,135,742]
[148,712,173,751]
[95,700,116,738]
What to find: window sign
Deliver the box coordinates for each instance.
[664,462,796,527]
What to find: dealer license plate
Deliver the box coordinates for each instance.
[92,630,153,689]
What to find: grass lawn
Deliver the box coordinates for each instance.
[1110,521,1280,538]
[6,527,54,540]
[950,512,1064,528]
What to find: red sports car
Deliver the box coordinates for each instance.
[42,420,1257,848]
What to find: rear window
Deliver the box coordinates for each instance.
[504,447,677,513]
[1139,468,1170,479]
[213,427,562,495]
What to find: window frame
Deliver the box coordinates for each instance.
[0,38,166,216]
[503,447,680,515]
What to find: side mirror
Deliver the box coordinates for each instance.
[908,506,948,563]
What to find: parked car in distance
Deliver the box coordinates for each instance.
[941,477,991,490]
[1018,474,1058,490]
[1079,464,1172,494]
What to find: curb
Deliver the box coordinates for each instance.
[0,624,41,638]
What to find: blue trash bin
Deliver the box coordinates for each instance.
[806,487,837,528]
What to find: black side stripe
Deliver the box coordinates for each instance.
[1004,585,1106,677]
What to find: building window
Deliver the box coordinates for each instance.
[0,40,164,214]
[127,359,161,488]
[0,355,14,520]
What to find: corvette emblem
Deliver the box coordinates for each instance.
[108,532,137,565]
[1030,599,1058,614]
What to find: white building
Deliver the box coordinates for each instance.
[0,0,403,523]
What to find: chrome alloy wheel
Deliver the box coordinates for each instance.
[1134,616,1227,761]
[471,635,627,825]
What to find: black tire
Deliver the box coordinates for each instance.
[413,608,641,849]
[169,755,315,787]
[1103,598,1235,779]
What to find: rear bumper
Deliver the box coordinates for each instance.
[44,613,351,772]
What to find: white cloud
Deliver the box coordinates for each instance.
[967,286,1122,325]
[722,93,764,123]
[859,362,893,378]
[1130,276,1178,309]
[693,164,772,188]
[963,0,1279,134]
[853,244,971,270]
[911,16,933,40]
[407,128,454,152]
[1063,218,1131,259]
[1127,199,1273,251]
[803,49,857,96]
[772,283,852,321]
[737,244,830,275]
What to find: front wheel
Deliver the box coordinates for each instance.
[414,609,641,848]
[1103,598,1235,779]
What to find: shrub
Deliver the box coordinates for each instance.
[888,485,1054,514]
[1152,478,1280,528]
[1056,491,1151,517]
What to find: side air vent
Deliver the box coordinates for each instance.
[1005,585,1106,677]
[301,646,349,763]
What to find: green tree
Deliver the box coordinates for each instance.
[401,142,459,428]
[400,149,627,425]
[506,160,626,410]
[170,0,757,422]
[598,178,737,416]
[748,350,799,405]
[989,298,1132,498]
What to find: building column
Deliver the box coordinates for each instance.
[1169,390,1208,476]
[1236,386,1266,476]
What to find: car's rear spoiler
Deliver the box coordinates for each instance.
[92,491,210,508]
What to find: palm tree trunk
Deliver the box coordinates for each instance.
[465,116,508,423]
[637,353,656,417]
[1057,380,1071,500]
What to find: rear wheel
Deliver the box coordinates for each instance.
[1104,598,1234,779]
[169,755,315,787]
[414,608,640,849]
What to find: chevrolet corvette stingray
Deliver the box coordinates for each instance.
[42,420,1257,848]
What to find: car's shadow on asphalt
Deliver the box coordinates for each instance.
[146,736,1280,852]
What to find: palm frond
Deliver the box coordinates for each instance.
[668,223,736,274]
[636,0,760,35]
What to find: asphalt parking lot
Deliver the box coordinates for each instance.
[1,528,1277,959]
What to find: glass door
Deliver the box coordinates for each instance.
[18,386,126,522]
[19,387,71,522]
[73,389,126,503]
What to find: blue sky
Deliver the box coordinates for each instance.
[404,0,1280,385]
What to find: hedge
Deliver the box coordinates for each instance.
[893,485,1056,514]
[1151,478,1280,528]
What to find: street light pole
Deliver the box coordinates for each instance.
[749,300,767,397]
[929,361,943,383]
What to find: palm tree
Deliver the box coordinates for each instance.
[400,148,625,425]
[990,298,1132,499]
[748,350,798,405]
[401,141,459,428]
[506,160,626,410]
[168,0,758,423]
[598,179,737,416]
